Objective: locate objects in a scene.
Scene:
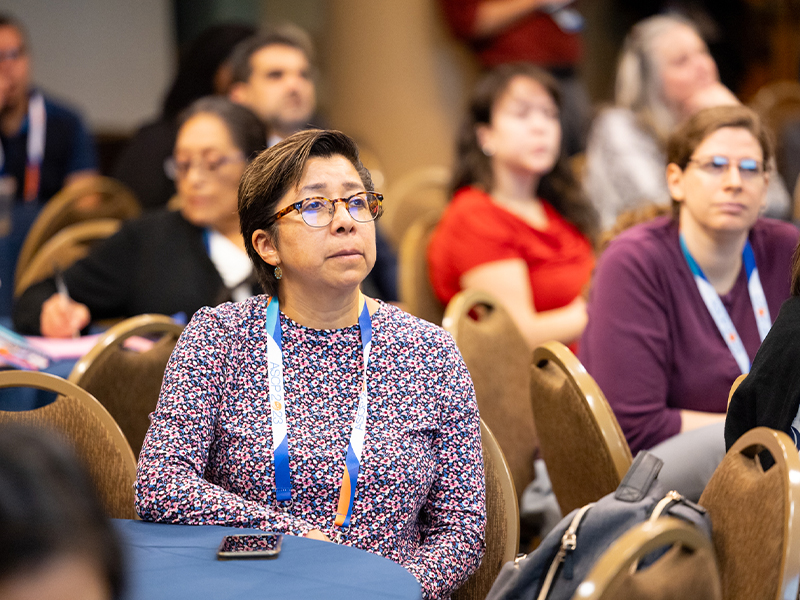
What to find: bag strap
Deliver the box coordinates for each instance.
[615,451,663,502]
[536,502,595,600]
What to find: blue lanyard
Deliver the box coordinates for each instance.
[264,294,372,534]
[680,234,771,374]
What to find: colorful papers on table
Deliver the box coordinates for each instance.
[0,324,51,370]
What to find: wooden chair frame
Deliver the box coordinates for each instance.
[16,175,140,286]
[14,218,122,297]
[533,341,632,483]
[453,419,519,600]
[573,517,718,600]
[708,427,800,600]
[443,289,537,501]
[398,210,445,324]
[0,370,137,519]
[69,314,183,383]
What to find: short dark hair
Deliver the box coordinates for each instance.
[229,25,315,85]
[239,129,374,296]
[0,13,29,49]
[178,96,267,161]
[0,425,124,598]
[452,62,598,242]
[667,104,774,169]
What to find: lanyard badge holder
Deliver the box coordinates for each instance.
[265,294,372,543]
[680,234,771,374]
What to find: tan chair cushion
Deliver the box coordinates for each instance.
[531,360,621,515]
[0,393,136,519]
[76,336,176,456]
[700,453,783,600]
[455,300,537,500]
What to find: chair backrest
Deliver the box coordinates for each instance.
[398,211,445,324]
[0,370,137,519]
[16,175,140,284]
[14,218,122,297]
[530,341,633,516]
[453,419,519,600]
[69,314,184,457]
[443,289,537,501]
[727,373,746,408]
[573,516,722,600]
[698,427,800,600]
[382,165,450,249]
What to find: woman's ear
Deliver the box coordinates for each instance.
[665,163,686,204]
[252,229,279,266]
[475,124,494,157]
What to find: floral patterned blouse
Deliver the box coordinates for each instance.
[135,296,486,600]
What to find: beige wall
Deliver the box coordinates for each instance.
[322,0,478,186]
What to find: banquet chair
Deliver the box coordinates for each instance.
[728,374,746,407]
[14,218,122,297]
[443,289,537,502]
[698,427,800,600]
[398,211,445,324]
[453,419,519,600]
[530,341,633,516]
[382,165,450,249]
[69,314,184,456]
[15,175,140,286]
[0,370,137,519]
[572,517,722,600]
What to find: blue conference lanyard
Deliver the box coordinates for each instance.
[679,234,771,374]
[265,294,372,537]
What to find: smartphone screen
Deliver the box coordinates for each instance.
[217,533,283,560]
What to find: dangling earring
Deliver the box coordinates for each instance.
[274,265,282,280]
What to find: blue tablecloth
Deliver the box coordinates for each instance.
[114,520,421,600]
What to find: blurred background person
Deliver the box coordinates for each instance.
[439,0,589,157]
[580,105,798,499]
[112,23,256,211]
[13,97,265,337]
[228,25,319,146]
[584,14,791,231]
[0,425,124,600]
[0,12,97,318]
[428,63,597,351]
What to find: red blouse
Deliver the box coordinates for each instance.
[428,186,594,313]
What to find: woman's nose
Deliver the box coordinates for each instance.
[330,200,355,230]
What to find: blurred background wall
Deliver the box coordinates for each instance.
[4,0,800,184]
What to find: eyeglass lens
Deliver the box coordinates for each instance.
[696,156,763,178]
[300,193,381,227]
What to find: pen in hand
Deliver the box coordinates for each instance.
[53,266,80,338]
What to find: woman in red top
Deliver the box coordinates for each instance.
[428,63,597,349]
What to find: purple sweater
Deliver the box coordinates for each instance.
[579,217,798,453]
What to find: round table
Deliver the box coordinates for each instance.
[115,520,422,600]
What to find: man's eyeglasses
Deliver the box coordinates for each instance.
[164,154,244,180]
[267,192,384,228]
[0,46,25,63]
[686,155,765,180]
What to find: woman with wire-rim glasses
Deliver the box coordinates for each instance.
[580,105,799,500]
[135,129,486,600]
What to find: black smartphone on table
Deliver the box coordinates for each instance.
[216,533,283,560]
